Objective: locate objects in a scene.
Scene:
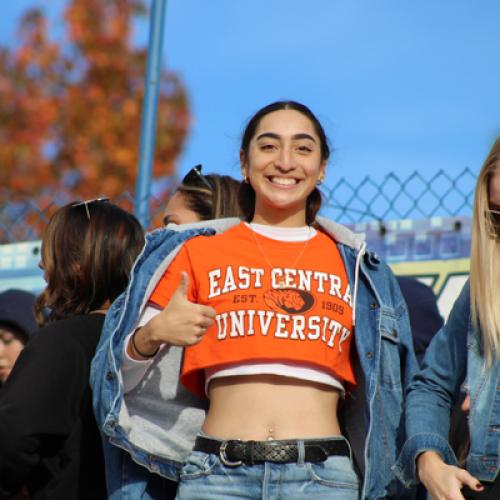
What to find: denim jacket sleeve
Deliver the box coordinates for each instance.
[347,254,420,499]
[392,271,420,395]
[393,280,470,487]
[90,227,214,436]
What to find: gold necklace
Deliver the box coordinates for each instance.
[249,225,311,289]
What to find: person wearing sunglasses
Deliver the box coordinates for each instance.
[0,200,144,500]
[162,165,243,226]
[92,101,417,499]
[395,139,500,499]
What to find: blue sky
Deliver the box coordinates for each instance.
[1,0,499,194]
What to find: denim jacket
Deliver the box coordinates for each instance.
[91,217,418,500]
[394,280,500,486]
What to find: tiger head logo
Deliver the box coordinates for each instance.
[263,288,315,314]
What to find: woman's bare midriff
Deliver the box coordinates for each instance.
[203,374,342,441]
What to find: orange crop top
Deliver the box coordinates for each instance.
[150,222,355,398]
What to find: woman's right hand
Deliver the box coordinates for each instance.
[129,272,216,358]
[417,451,484,500]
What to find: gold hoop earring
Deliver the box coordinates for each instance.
[243,174,249,184]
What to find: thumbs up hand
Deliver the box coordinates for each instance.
[129,272,216,359]
[155,271,216,346]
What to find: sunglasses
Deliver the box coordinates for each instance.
[484,208,500,238]
[181,164,212,190]
[486,208,500,222]
[71,197,110,220]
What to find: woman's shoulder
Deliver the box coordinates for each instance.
[32,314,105,353]
[38,313,104,333]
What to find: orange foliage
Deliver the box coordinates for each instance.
[0,0,189,204]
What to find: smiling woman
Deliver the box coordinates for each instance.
[238,101,328,227]
[92,101,418,500]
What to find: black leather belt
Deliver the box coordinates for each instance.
[194,436,350,467]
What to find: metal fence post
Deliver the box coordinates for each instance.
[134,0,168,227]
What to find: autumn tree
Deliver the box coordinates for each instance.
[0,0,189,238]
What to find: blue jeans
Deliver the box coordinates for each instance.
[176,437,359,499]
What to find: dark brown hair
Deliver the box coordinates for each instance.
[238,100,331,225]
[176,174,243,220]
[35,201,144,325]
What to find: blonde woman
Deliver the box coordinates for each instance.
[395,139,500,499]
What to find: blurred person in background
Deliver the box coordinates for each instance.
[0,289,37,385]
[396,276,443,367]
[0,199,144,500]
[162,165,242,226]
[395,138,500,499]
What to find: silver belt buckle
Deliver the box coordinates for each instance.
[219,440,243,467]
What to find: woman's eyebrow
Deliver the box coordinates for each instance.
[292,133,317,142]
[256,132,317,142]
[256,132,280,141]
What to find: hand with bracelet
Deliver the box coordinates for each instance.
[127,272,216,360]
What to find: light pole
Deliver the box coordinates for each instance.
[134,0,168,227]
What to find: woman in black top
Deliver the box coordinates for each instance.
[0,199,144,500]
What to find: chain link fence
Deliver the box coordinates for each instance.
[0,191,167,243]
[320,167,476,223]
[0,167,476,243]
